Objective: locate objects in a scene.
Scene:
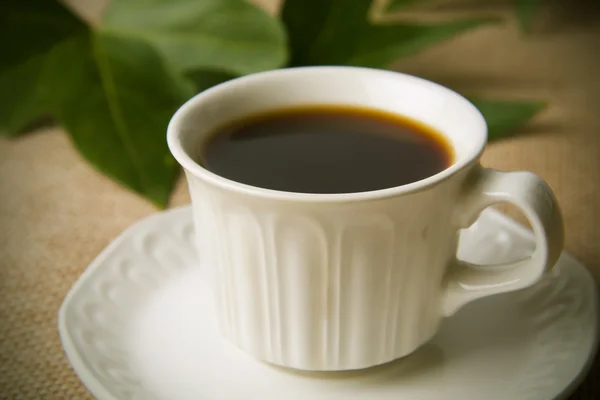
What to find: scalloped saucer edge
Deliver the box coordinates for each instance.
[58,206,599,400]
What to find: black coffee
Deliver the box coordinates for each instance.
[197,105,453,194]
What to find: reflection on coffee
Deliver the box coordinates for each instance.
[197,105,453,194]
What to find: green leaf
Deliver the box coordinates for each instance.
[1,0,285,205]
[0,0,86,136]
[282,0,372,66]
[41,34,194,207]
[468,98,546,141]
[282,0,492,68]
[515,0,543,31]
[349,19,493,68]
[186,69,238,93]
[102,0,288,75]
[0,56,45,136]
[0,0,85,74]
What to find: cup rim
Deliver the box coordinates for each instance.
[167,66,487,203]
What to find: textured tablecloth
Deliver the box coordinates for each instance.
[1,0,599,398]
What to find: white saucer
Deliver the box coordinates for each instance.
[59,206,598,400]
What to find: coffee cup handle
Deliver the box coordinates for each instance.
[441,167,564,316]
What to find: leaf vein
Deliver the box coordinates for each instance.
[91,37,147,192]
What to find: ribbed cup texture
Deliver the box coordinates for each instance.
[187,173,459,371]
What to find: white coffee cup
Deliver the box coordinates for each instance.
[167,66,564,372]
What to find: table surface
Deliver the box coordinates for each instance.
[1,0,599,398]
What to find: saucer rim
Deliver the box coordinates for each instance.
[57,206,600,400]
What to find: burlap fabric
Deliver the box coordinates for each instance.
[1,0,599,398]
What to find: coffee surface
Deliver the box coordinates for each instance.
[197,105,453,194]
